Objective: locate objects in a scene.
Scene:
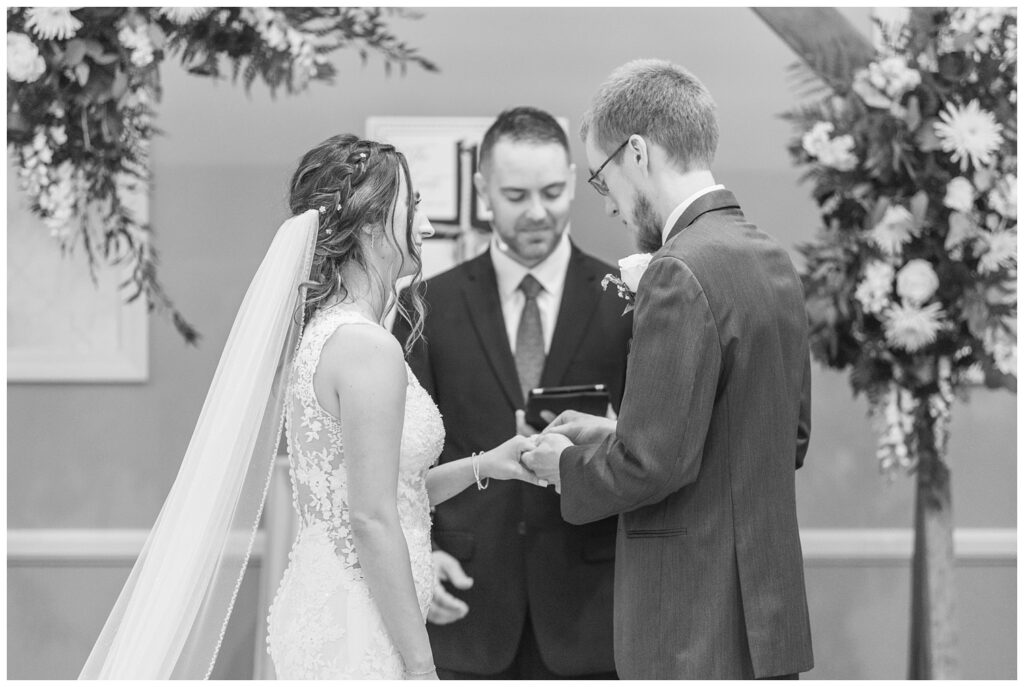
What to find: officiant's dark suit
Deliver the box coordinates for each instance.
[394,241,632,677]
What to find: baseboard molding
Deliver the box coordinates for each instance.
[7,527,1015,567]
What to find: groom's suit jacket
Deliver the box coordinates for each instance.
[394,243,632,676]
[559,190,814,679]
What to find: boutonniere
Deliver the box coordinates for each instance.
[601,253,653,315]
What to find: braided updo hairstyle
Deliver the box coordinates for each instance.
[289,134,425,354]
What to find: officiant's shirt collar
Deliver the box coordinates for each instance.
[662,184,725,244]
[491,226,572,299]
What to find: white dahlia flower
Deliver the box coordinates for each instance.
[884,301,946,352]
[24,8,82,41]
[934,100,1005,172]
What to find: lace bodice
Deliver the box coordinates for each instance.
[285,307,443,554]
[267,307,445,679]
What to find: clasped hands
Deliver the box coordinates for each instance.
[489,409,617,494]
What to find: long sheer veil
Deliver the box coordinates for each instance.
[79,210,320,679]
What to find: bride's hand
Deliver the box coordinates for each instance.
[479,435,547,486]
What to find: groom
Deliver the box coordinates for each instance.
[522,59,814,679]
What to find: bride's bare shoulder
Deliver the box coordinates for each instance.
[318,322,406,388]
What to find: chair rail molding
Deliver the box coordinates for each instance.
[7,527,1015,566]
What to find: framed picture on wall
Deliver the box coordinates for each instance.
[366,116,494,230]
[7,160,149,383]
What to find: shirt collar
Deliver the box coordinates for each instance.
[490,227,572,300]
[661,184,726,243]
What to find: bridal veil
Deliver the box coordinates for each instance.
[79,210,320,678]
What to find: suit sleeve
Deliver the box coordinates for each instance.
[795,348,811,470]
[559,256,721,525]
[391,285,436,399]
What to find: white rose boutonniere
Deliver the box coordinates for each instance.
[601,253,653,315]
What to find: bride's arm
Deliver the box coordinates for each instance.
[325,326,434,676]
[426,435,544,507]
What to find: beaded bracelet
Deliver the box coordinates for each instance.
[471,451,490,490]
[405,665,436,677]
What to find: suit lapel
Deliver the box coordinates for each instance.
[541,245,601,388]
[460,250,524,408]
[665,189,741,243]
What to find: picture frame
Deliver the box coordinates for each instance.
[7,160,149,383]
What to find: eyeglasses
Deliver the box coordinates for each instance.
[587,138,631,196]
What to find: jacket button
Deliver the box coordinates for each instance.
[517,521,527,536]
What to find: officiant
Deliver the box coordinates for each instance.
[394,106,632,679]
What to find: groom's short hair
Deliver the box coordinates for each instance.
[478,106,571,174]
[581,59,719,171]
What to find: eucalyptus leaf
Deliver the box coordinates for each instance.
[148,23,167,51]
[111,69,129,100]
[904,95,921,131]
[90,52,122,66]
[75,62,90,86]
[914,118,943,151]
[81,39,107,58]
[910,190,929,227]
[64,39,87,67]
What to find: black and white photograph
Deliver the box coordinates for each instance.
[5,5,1017,680]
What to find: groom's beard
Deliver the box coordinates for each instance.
[632,191,663,253]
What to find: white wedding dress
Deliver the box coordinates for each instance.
[266,307,444,679]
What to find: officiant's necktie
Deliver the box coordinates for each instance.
[515,274,545,402]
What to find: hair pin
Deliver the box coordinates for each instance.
[318,206,326,215]
[325,228,333,235]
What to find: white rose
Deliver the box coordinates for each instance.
[7,32,46,83]
[943,176,975,214]
[50,126,67,146]
[896,259,940,306]
[818,135,858,171]
[801,121,834,158]
[618,253,653,292]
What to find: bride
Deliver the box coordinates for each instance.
[80,135,543,680]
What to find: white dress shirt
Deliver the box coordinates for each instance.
[490,229,572,354]
[661,184,726,244]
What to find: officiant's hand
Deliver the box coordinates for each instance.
[521,433,573,493]
[542,410,617,445]
[426,550,472,625]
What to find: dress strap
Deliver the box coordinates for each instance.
[295,309,381,391]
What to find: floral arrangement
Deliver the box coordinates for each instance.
[7,7,435,343]
[601,252,652,315]
[786,7,1016,474]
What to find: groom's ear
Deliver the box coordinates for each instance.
[473,171,491,211]
[628,135,651,175]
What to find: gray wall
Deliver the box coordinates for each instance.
[7,7,1015,679]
